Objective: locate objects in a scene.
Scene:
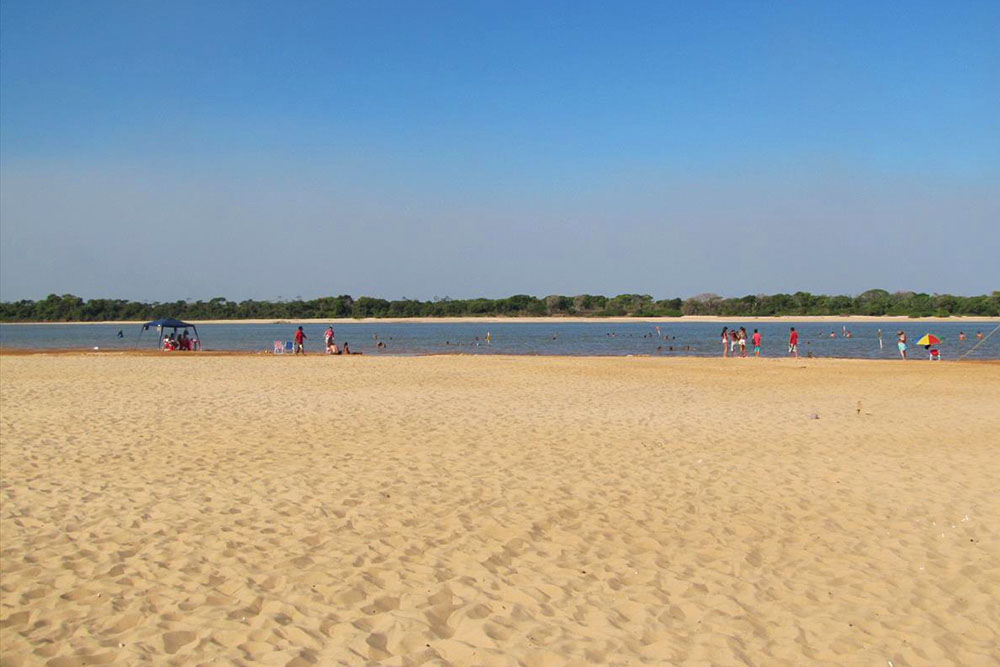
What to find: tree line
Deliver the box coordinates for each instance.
[1,290,998,322]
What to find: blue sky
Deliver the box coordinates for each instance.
[2,1,998,301]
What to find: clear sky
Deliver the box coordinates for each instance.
[1,1,998,302]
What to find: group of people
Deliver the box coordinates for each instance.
[289,326,359,355]
[716,326,968,360]
[897,329,984,360]
[162,330,198,351]
[717,325,977,360]
[282,324,984,359]
[719,326,955,360]
[958,331,986,342]
[895,330,941,360]
[719,326,774,358]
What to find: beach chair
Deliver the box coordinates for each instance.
[930,349,941,361]
[284,341,294,354]
[273,340,284,354]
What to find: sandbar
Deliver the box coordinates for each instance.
[5,315,999,326]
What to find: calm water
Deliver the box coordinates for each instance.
[2,321,998,359]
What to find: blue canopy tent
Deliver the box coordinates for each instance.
[139,318,200,349]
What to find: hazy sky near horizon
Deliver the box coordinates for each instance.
[2,1,998,302]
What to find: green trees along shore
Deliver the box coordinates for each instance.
[1,290,998,322]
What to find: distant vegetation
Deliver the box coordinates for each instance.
[1,290,998,322]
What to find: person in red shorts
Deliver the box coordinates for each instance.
[788,327,799,358]
[294,326,307,354]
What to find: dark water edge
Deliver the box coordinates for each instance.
[2,321,998,360]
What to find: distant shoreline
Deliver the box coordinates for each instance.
[2,315,998,326]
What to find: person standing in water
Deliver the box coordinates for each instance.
[788,327,799,358]
[294,326,307,354]
[752,328,762,357]
[877,328,883,350]
[720,327,729,358]
[897,330,907,359]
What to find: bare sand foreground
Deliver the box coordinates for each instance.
[1,355,998,666]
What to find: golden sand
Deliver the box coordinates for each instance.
[10,315,1000,326]
[1,354,998,665]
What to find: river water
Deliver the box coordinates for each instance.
[2,321,998,359]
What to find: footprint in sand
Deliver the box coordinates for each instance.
[101,612,143,634]
[46,652,118,666]
[0,610,31,628]
[162,630,197,654]
[366,632,390,659]
[466,603,492,620]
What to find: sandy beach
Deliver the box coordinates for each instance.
[7,315,1000,326]
[1,354,998,665]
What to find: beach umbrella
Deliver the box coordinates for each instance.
[916,333,941,346]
